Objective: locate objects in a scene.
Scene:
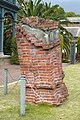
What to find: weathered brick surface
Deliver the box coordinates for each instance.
[16,16,68,105]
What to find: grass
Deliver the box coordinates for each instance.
[0,63,80,120]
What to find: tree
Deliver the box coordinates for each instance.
[17,0,44,20]
[65,12,80,17]
[18,0,67,21]
[42,4,66,21]
[60,25,73,57]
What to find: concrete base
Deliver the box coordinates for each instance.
[0,52,11,65]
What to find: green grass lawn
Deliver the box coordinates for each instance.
[0,63,80,120]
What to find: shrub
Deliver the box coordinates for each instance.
[77,36,80,54]
[10,37,19,64]
[3,36,12,55]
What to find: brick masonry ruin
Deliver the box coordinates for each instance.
[16,16,68,105]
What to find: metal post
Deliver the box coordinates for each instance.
[4,68,8,95]
[20,74,26,116]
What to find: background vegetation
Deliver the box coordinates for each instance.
[10,37,19,64]
[77,36,80,54]
[4,14,13,55]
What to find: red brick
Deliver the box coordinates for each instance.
[16,16,68,105]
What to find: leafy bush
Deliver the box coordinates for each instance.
[62,59,70,63]
[77,36,80,54]
[60,34,64,50]
[60,34,70,62]
[3,37,12,55]
[10,37,19,64]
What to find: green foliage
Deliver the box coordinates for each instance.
[10,37,19,64]
[18,0,67,22]
[42,4,66,21]
[62,59,70,63]
[20,0,66,21]
[60,34,70,61]
[18,0,44,20]
[60,25,73,60]
[60,34,64,50]
[3,36,12,55]
[77,36,80,54]
[4,14,13,55]
[65,12,80,17]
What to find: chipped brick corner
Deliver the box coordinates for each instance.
[16,16,68,105]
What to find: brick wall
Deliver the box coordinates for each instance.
[16,16,68,105]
